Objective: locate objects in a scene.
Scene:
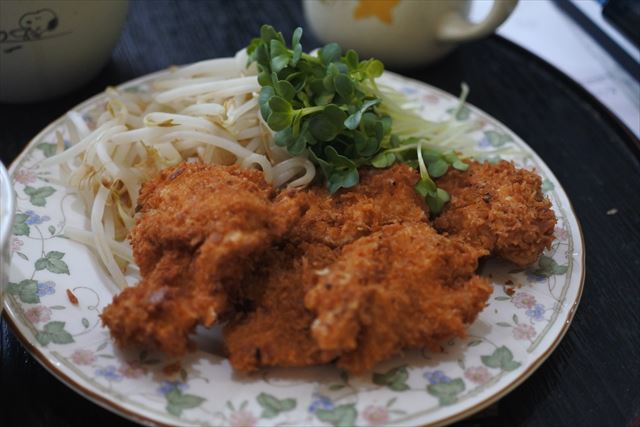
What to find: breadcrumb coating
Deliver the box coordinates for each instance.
[102,160,555,372]
[434,161,556,267]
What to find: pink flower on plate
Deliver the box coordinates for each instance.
[118,361,146,379]
[512,292,536,309]
[24,306,52,324]
[423,94,440,104]
[363,405,390,425]
[70,349,96,365]
[554,226,569,241]
[11,237,23,253]
[229,410,257,427]
[464,366,491,385]
[477,118,490,129]
[14,168,37,184]
[513,323,536,341]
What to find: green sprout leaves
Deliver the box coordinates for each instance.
[344,99,380,130]
[266,96,294,130]
[248,25,469,210]
[248,25,390,193]
[310,106,344,142]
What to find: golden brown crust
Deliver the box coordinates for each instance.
[101,163,302,356]
[223,165,430,371]
[305,223,491,374]
[102,160,555,372]
[434,161,556,267]
[130,163,279,275]
[287,163,429,248]
[223,242,339,371]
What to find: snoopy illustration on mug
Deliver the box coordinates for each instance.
[0,1,129,103]
[0,8,69,48]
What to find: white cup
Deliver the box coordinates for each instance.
[303,0,518,67]
[0,0,129,103]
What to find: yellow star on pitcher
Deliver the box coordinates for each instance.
[353,0,401,25]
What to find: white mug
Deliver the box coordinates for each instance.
[0,0,129,103]
[303,0,518,67]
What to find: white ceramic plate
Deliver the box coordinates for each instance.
[5,70,584,427]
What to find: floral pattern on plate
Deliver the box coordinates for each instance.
[5,71,584,427]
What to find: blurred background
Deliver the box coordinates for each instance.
[471,0,639,137]
[1,0,638,142]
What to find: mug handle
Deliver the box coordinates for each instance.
[436,0,518,42]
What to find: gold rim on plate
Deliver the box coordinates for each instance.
[4,69,586,427]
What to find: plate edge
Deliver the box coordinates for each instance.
[4,67,587,427]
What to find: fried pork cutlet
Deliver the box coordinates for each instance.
[223,165,431,371]
[102,160,554,372]
[288,163,428,248]
[223,242,339,371]
[305,222,492,374]
[101,163,302,356]
[434,161,556,267]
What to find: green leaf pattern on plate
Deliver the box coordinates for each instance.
[372,365,410,391]
[23,185,56,207]
[36,321,74,346]
[36,143,58,158]
[481,346,521,371]
[165,388,206,417]
[316,404,358,427]
[256,393,297,419]
[7,279,39,304]
[2,70,578,426]
[484,130,512,147]
[12,213,30,236]
[35,251,70,275]
[427,378,466,406]
[528,255,568,277]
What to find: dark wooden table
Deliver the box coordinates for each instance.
[2,1,639,427]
